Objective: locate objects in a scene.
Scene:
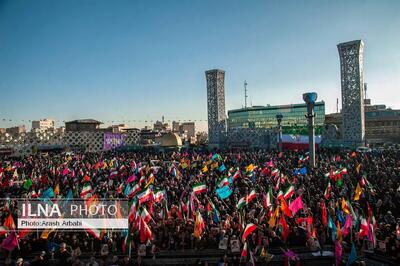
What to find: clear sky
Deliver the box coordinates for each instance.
[0,0,399,131]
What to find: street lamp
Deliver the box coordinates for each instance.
[303,92,317,168]
[276,114,283,152]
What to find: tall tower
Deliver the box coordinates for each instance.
[205,69,226,147]
[337,40,365,146]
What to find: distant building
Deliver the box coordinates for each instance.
[181,122,195,139]
[172,121,180,132]
[227,102,325,150]
[153,121,170,132]
[325,103,400,144]
[171,121,196,143]
[32,119,55,131]
[160,132,182,147]
[108,124,129,133]
[6,125,26,135]
[206,69,226,148]
[65,119,102,132]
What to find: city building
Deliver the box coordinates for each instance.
[6,125,26,135]
[205,69,226,148]
[160,132,182,147]
[171,121,196,143]
[337,40,365,146]
[325,103,400,144]
[31,118,55,131]
[107,124,129,133]
[153,120,170,132]
[65,119,102,132]
[227,102,325,150]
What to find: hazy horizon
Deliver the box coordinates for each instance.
[1,0,399,132]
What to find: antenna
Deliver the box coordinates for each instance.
[244,80,248,108]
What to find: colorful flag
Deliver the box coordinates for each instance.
[359,217,369,238]
[280,198,292,218]
[0,232,18,251]
[278,215,289,241]
[246,190,257,204]
[242,223,257,242]
[193,212,205,239]
[126,174,136,183]
[354,182,362,201]
[342,215,352,237]
[335,240,342,266]
[137,188,153,204]
[236,196,247,209]
[324,182,331,200]
[218,177,229,188]
[263,188,273,208]
[192,183,207,194]
[283,185,295,200]
[153,190,166,203]
[216,186,232,200]
[139,217,152,243]
[218,164,227,172]
[346,242,357,266]
[241,242,248,258]
[289,195,304,215]
[80,184,92,198]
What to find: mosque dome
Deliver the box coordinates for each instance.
[160,132,182,147]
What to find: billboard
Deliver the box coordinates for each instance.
[103,132,126,151]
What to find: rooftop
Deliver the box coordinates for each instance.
[65,119,102,124]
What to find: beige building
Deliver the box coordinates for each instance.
[32,119,55,131]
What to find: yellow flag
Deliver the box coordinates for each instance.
[354,183,362,201]
[246,164,254,172]
[13,169,18,178]
[356,164,361,174]
[337,221,342,242]
[342,198,350,214]
[268,207,279,228]
[109,160,113,168]
[202,165,208,173]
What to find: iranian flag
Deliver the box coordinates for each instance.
[242,223,257,242]
[80,184,92,198]
[241,242,248,258]
[359,217,369,238]
[324,182,331,200]
[232,169,241,181]
[139,217,152,243]
[283,185,295,200]
[264,188,273,208]
[153,190,166,203]
[109,170,118,179]
[236,196,247,209]
[193,183,207,194]
[277,190,284,200]
[246,190,257,204]
[271,169,279,177]
[141,207,152,223]
[218,177,229,188]
[84,225,101,239]
[137,188,153,204]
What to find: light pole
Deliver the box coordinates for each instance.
[303,92,317,168]
[276,114,283,152]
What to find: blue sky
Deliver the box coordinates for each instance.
[0,0,399,131]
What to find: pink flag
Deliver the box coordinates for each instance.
[126,174,136,183]
[1,232,18,251]
[342,215,352,237]
[289,195,304,215]
[335,240,342,266]
[62,168,68,176]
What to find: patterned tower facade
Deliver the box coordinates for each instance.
[337,40,365,145]
[206,69,226,147]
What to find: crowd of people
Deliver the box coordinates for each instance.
[0,148,399,265]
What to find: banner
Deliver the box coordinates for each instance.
[103,133,126,151]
